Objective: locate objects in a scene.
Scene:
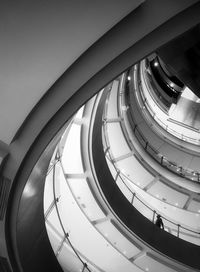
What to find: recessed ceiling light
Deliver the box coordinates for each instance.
[154,62,158,67]
[127,76,131,81]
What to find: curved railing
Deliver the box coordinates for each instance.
[103,81,200,245]
[139,60,200,146]
[45,151,92,272]
[127,65,200,183]
[45,79,200,271]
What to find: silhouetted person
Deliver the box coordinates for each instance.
[155,214,164,229]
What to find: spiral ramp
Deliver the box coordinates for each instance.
[1,1,200,272]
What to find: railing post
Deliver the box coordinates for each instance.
[104,146,110,155]
[152,210,156,223]
[56,233,68,257]
[177,224,180,238]
[131,193,136,205]
[82,263,88,272]
[45,196,60,220]
[115,170,120,182]
[180,167,183,176]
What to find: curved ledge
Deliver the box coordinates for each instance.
[9,135,63,272]
[92,91,200,270]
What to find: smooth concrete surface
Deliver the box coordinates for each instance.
[16,135,63,272]
[0,0,144,144]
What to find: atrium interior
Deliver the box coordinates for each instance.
[1,1,200,272]
[43,53,200,272]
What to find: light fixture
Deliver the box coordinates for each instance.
[154,61,158,67]
[127,76,131,81]
[23,183,36,198]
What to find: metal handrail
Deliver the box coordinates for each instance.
[128,66,200,183]
[103,81,200,244]
[49,153,92,272]
[119,171,200,235]
[104,137,200,238]
[104,137,200,241]
[140,60,200,145]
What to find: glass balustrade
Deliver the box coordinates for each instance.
[103,80,200,245]
[44,75,200,272]
[138,60,200,145]
[45,152,97,272]
[124,67,200,183]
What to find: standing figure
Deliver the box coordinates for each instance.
[155,214,164,229]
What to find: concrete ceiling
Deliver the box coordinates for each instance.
[0,0,143,144]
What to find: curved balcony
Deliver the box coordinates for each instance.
[102,76,200,245]
[149,56,183,105]
[92,84,200,270]
[44,97,153,272]
[44,78,200,272]
[137,59,200,147]
[127,63,200,183]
